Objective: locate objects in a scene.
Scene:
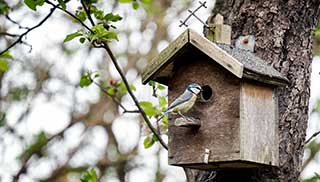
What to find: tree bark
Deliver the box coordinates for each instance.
[190,0,320,181]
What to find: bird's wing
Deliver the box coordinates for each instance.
[167,91,192,111]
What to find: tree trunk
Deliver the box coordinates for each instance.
[188,0,320,181]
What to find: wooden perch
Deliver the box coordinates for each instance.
[174,117,201,128]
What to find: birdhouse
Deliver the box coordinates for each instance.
[141,28,288,169]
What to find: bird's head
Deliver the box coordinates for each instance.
[187,83,203,95]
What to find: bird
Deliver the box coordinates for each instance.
[158,83,203,121]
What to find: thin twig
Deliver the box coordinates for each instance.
[45,0,93,33]
[0,32,19,37]
[45,0,168,150]
[93,81,140,114]
[80,0,95,26]
[5,15,29,29]
[13,118,83,182]
[305,130,320,144]
[101,42,168,150]
[0,6,58,55]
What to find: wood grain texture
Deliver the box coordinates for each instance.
[189,29,243,78]
[197,0,320,181]
[168,54,241,168]
[141,29,189,84]
[240,81,279,166]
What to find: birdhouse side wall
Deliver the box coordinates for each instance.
[168,56,241,167]
[239,81,279,166]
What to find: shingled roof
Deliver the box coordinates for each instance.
[142,29,288,86]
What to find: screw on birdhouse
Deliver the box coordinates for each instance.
[203,148,210,164]
[179,1,209,29]
[235,35,255,52]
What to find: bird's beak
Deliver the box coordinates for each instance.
[200,88,204,92]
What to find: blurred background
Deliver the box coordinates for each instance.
[0,0,319,181]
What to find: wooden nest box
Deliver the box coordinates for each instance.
[141,28,288,169]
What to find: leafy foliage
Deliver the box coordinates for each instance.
[90,24,118,42]
[64,30,84,42]
[81,169,98,182]
[0,112,5,127]
[302,172,320,182]
[24,0,45,11]
[80,72,94,88]
[118,0,151,10]
[57,0,66,10]
[0,51,13,72]
[22,132,48,160]
[9,87,29,101]
[104,13,123,22]
[0,0,9,14]
[143,133,158,148]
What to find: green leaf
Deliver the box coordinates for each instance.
[23,132,47,160]
[0,112,5,127]
[75,11,87,22]
[143,135,155,148]
[105,31,119,41]
[157,84,166,90]
[106,88,114,95]
[57,0,66,10]
[132,1,139,9]
[139,101,153,108]
[0,51,13,60]
[92,9,104,20]
[79,37,86,44]
[104,13,122,22]
[148,81,155,86]
[9,87,29,101]
[159,96,167,108]
[162,116,168,126]
[81,168,98,182]
[140,0,151,4]
[0,59,9,72]
[139,101,157,117]
[0,1,9,15]
[130,84,136,91]
[118,0,132,3]
[64,30,83,42]
[24,0,45,11]
[90,24,119,42]
[83,0,97,4]
[79,73,92,88]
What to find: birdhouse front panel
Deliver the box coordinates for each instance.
[142,29,288,169]
[167,51,242,168]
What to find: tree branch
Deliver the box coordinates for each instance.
[80,0,95,26]
[0,32,19,37]
[305,130,320,144]
[12,117,84,182]
[45,0,93,33]
[46,0,168,150]
[5,15,29,29]
[0,6,58,55]
[101,42,168,150]
[93,81,140,114]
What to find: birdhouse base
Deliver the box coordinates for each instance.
[169,160,272,170]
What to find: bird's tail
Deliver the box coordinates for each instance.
[156,109,171,123]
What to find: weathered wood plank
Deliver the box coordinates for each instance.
[189,29,244,78]
[239,81,279,166]
[141,29,189,84]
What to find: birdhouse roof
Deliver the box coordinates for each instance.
[142,29,288,86]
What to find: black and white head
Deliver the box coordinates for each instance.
[187,83,203,95]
